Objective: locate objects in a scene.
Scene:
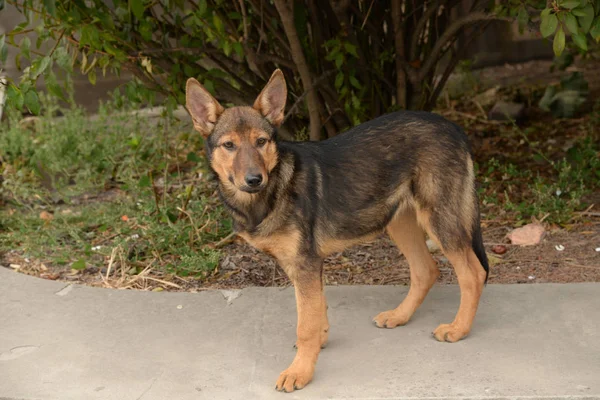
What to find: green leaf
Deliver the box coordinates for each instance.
[561,71,589,92]
[564,13,579,34]
[213,14,224,34]
[80,51,88,73]
[0,35,7,63]
[0,0,4,11]
[344,42,359,58]
[335,53,343,68]
[20,36,31,59]
[43,0,56,16]
[204,79,215,95]
[139,20,153,41]
[35,56,52,78]
[334,72,344,90]
[24,90,41,115]
[197,0,207,16]
[130,0,144,19]
[187,152,201,163]
[590,18,600,41]
[88,69,97,85]
[560,0,582,8]
[572,32,588,50]
[71,259,86,270]
[541,8,552,18]
[553,26,566,55]
[222,40,231,56]
[233,41,243,57]
[541,13,558,37]
[517,6,529,34]
[577,4,594,32]
[54,46,72,72]
[6,84,24,110]
[138,175,151,188]
[539,72,588,118]
[45,73,67,101]
[349,75,361,89]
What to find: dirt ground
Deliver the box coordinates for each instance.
[2,59,600,290]
[5,220,599,290]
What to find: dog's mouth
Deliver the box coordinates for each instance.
[239,185,264,194]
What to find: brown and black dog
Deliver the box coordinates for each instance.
[185,69,489,393]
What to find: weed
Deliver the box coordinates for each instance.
[0,98,230,278]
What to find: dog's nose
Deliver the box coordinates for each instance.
[245,174,263,187]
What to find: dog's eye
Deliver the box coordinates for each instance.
[256,138,268,147]
[223,141,235,150]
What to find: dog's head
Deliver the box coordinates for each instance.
[185,70,287,194]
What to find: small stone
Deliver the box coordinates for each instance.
[528,275,535,280]
[488,101,525,121]
[555,244,565,251]
[176,305,183,309]
[491,245,508,255]
[473,87,499,108]
[507,223,545,246]
[595,247,600,252]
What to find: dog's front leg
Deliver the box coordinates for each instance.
[276,267,325,392]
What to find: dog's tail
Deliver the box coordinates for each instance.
[472,217,489,284]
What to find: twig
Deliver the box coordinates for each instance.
[213,232,237,248]
[238,0,249,42]
[143,276,182,288]
[360,0,376,30]
[283,70,336,124]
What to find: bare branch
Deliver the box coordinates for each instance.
[418,11,507,81]
[283,70,336,124]
[391,0,407,109]
[273,0,322,140]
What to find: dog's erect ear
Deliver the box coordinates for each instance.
[186,78,225,137]
[253,69,287,127]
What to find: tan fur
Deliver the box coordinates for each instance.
[373,208,439,328]
[432,248,486,342]
[238,229,301,280]
[317,233,380,258]
[276,273,324,392]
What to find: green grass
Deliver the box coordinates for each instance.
[476,130,600,225]
[0,97,230,277]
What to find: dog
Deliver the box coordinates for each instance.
[185,69,489,393]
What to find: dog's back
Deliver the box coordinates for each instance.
[278,111,487,276]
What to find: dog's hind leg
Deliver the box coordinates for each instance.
[415,208,487,343]
[373,208,439,329]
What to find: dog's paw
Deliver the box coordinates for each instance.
[372,309,410,329]
[275,363,314,393]
[432,323,469,342]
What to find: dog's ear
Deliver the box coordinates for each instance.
[253,69,287,127]
[186,78,225,137]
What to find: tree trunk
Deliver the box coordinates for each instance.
[273,0,322,141]
[391,0,407,109]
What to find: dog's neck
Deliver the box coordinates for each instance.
[217,145,294,235]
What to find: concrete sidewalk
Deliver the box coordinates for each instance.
[1,267,599,400]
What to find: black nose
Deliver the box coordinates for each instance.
[245,174,263,187]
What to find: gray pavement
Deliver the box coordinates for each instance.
[1,267,599,400]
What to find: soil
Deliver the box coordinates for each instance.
[5,221,599,290]
[2,59,600,290]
